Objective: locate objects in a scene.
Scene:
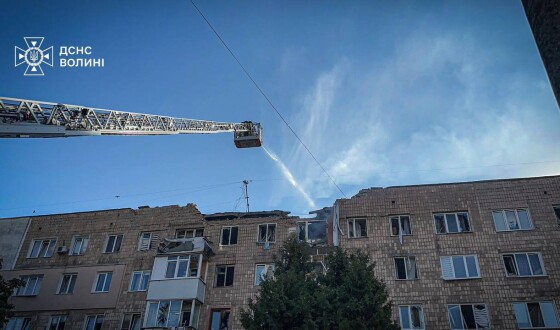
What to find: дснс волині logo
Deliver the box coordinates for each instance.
[15,37,54,76]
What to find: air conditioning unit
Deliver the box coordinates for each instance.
[57,246,69,255]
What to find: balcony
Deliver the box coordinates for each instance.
[147,277,206,303]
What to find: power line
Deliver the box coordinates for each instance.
[189,0,347,198]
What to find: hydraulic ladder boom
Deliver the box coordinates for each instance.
[0,97,262,148]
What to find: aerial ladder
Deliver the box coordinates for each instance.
[0,96,263,148]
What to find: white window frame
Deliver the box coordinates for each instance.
[502,252,546,277]
[440,255,481,280]
[137,232,157,251]
[27,238,57,258]
[394,256,418,280]
[48,315,67,330]
[220,226,239,246]
[57,273,77,294]
[165,256,194,279]
[347,218,367,238]
[513,301,560,329]
[255,264,275,285]
[15,274,43,296]
[70,236,89,255]
[434,212,472,234]
[83,314,104,330]
[390,215,412,236]
[92,272,112,293]
[447,304,490,329]
[129,270,151,292]
[175,228,204,238]
[492,209,533,232]
[145,300,183,328]
[399,305,425,330]
[257,223,276,243]
[104,234,123,253]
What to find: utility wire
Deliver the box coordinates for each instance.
[190,0,347,198]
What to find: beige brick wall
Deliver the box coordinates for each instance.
[337,176,560,330]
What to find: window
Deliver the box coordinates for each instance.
[165,256,191,278]
[130,271,150,291]
[255,264,275,285]
[394,257,418,280]
[434,212,471,234]
[49,315,67,330]
[28,239,57,258]
[390,215,412,236]
[399,305,425,329]
[145,300,183,327]
[210,309,231,330]
[258,224,276,243]
[93,272,112,293]
[220,226,238,246]
[4,317,31,330]
[84,315,104,330]
[297,221,327,244]
[104,234,123,253]
[554,206,560,225]
[348,218,367,238]
[503,253,545,277]
[57,274,77,294]
[448,304,490,329]
[513,302,560,329]
[70,236,89,255]
[440,255,480,280]
[175,228,204,238]
[216,265,235,287]
[492,209,533,231]
[15,275,43,296]
[121,313,141,330]
[138,232,158,251]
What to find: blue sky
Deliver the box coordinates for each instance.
[1,0,559,219]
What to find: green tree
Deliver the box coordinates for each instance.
[241,237,398,330]
[0,273,24,328]
[240,236,320,330]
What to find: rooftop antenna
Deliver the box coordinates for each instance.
[243,180,251,213]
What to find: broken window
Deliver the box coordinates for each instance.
[434,212,471,234]
[448,304,490,329]
[440,255,480,280]
[145,300,182,328]
[138,232,158,251]
[492,209,533,232]
[390,215,412,236]
[258,224,276,243]
[216,265,235,287]
[220,226,238,246]
[175,228,204,238]
[394,257,418,280]
[348,218,367,238]
[210,309,231,330]
[255,264,275,285]
[513,302,560,329]
[399,305,425,329]
[28,239,57,258]
[503,253,545,277]
[297,221,327,244]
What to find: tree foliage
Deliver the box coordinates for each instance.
[0,273,24,328]
[240,236,398,330]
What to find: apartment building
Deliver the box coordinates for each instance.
[1,175,559,329]
[0,204,308,330]
[335,175,560,329]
